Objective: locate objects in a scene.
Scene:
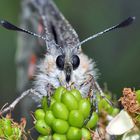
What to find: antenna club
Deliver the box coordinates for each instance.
[76,16,136,48]
[132,16,136,20]
[117,16,136,28]
[0,20,4,24]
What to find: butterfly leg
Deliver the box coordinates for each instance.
[82,75,98,125]
[45,84,55,107]
[82,74,112,123]
[85,75,109,139]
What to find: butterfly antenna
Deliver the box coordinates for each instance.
[76,16,135,48]
[0,20,47,41]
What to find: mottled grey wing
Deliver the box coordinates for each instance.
[45,0,80,48]
[28,0,80,48]
[16,0,47,93]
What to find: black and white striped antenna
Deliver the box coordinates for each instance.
[0,16,135,48]
[76,16,135,48]
[0,20,47,41]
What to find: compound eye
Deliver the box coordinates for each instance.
[56,55,65,70]
[72,55,80,70]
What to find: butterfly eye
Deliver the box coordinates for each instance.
[56,55,65,70]
[72,55,80,70]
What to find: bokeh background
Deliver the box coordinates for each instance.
[0,0,139,114]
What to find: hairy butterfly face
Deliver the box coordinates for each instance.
[55,47,80,83]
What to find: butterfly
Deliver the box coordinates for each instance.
[0,0,135,115]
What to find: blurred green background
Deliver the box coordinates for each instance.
[0,0,139,108]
